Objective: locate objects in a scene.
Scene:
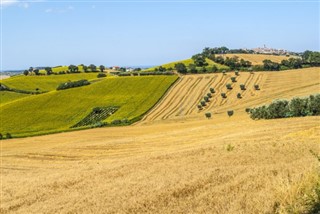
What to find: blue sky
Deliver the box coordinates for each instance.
[1,0,319,70]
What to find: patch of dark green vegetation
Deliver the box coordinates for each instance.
[118,71,175,76]
[71,106,119,128]
[57,79,90,90]
[0,83,45,94]
[249,94,320,120]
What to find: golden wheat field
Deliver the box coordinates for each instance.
[1,68,320,213]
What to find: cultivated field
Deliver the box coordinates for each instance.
[1,67,319,213]
[141,67,319,123]
[0,75,178,136]
[218,53,293,65]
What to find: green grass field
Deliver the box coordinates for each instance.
[0,75,178,137]
[0,73,99,92]
[145,58,229,71]
[0,91,31,106]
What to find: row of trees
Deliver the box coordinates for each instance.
[23,64,108,76]
[57,79,90,90]
[262,51,320,71]
[249,94,320,119]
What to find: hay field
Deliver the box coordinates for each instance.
[1,67,320,213]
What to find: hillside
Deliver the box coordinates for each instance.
[146,58,229,71]
[1,67,319,213]
[0,73,99,92]
[140,67,319,123]
[0,75,178,137]
[217,53,293,65]
[1,67,320,213]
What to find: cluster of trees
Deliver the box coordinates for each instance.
[23,64,108,76]
[249,94,320,119]
[57,79,90,90]
[214,56,252,70]
[0,133,12,140]
[261,51,320,71]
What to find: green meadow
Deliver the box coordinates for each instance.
[0,73,99,92]
[0,75,178,137]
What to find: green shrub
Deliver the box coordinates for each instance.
[57,79,90,90]
[204,96,209,102]
[245,108,251,113]
[226,83,232,90]
[254,84,260,90]
[197,104,203,110]
[0,133,2,140]
[237,93,242,99]
[235,70,239,76]
[205,112,211,119]
[240,84,246,90]
[201,101,206,106]
[231,77,237,82]
[227,110,234,117]
[210,88,215,93]
[97,73,107,78]
[221,93,227,98]
[226,144,234,151]
[6,133,12,139]
[222,70,226,75]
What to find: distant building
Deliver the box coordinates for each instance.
[251,45,289,55]
[112,66,120,70]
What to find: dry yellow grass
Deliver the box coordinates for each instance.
[1,68,320,213]
[217,53,295,65]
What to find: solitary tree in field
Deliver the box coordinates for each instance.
[99,65,105,72]
[227,110,234,117]
[89,64,97,72]
[205,112,212,119]
[23,70,29,76]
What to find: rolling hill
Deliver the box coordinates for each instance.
[1,67,319,213]
[0,75,178,137]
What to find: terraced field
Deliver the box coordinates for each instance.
[141,67,319,123]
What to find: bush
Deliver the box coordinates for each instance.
[57,79,90,90]
[226,83,233,90]
[227,110,234,117]
[97,73,107,78]
[254,84,260,90]
[222,70,226,75]
[6,133,12,139]
[204,96,209,102]
[235,70,239,76]
[221,93,227,98]
[245,108,251,113]
[0,133,2,140]
[205,112,211,119]
[237,93,242,99]
[240,84,246,90]
[207,93,212,98]
[231,77,237,82]
[197,104,203,110]
[210,88,215,93]
[200,101,206,106]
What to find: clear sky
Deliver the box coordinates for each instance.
[1,0,319,70]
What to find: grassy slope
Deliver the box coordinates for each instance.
[0,75,178,136]
[0,91,31,106]
[0,73,99,92]
[218,53,294,65]
[146,58,229,71]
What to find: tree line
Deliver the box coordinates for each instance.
[249,94,320,119]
